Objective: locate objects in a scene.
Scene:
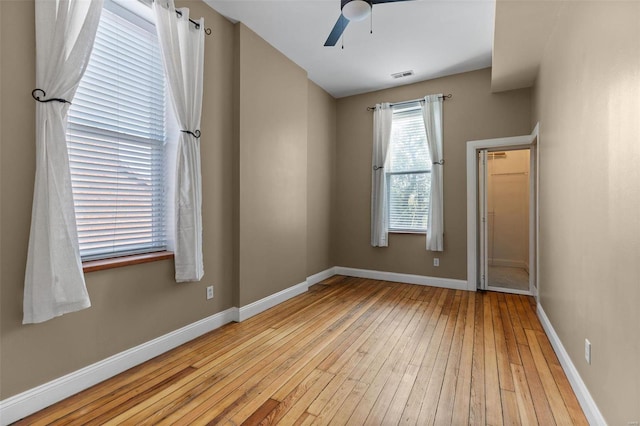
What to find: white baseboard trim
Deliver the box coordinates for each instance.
[307,267,337,286]
[489,258,528,269]
[0,270,468,425]
[236,280,309,322]
[0,307,237,426]
[335,266,467,291]
[486,286,533,296]
[536,304,606,426]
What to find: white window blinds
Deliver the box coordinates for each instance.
[66,2,167,261]
[386,105,432,232]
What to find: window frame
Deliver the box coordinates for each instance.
[386,170,432,234]
[385,104,431,234]
[66,0,173,265]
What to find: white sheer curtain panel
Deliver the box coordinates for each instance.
[371,103,393,247]
[421,95,444,251]
[23,0,103,324]
[153,0,205,282]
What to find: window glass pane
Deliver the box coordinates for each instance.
[387,105,431,232]
[387,106,430,173]
[388,172,431,231]
[66,4,167,261]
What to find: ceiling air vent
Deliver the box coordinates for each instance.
[391,70,414,79]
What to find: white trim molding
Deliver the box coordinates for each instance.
[0,308,237,426]
[0,269,468,424]
[0,277,313,424]
[335,266,467,290]
[489,258,528,269]
[537,303,607,426]
[486,286,532,296]
[236,280,309,322]
[307,267,337,286]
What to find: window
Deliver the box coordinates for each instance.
[386,104,431,232]
[66,1,169,261]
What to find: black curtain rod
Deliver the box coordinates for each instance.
[366,94,452,111]
[174,9,211,35]
[149,0,211,35]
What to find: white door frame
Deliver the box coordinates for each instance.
[466,123,539,293]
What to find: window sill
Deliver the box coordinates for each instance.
[389,230,427,235]
[83,251,174,273]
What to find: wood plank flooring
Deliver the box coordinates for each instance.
[15,276,588,425]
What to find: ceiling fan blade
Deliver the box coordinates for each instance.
[371,0,414,3]
[324,14,350,46]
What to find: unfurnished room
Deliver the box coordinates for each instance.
[0,0,638,424]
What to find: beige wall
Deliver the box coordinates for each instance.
[532,2,640,423]
[0,0,336,400]
[334,68,532,280]
[307,81,336,276]
[0,0,237,399]
[236,24,309,306]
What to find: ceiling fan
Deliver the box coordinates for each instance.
[324,0,413,47]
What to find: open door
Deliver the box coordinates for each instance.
[466,124,539,294]
[478,150,488,290]
[483,149,531,294]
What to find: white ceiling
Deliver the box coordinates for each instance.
[203,0,496,98]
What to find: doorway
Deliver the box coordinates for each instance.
[479,149,531,293]
[466,125,538,296]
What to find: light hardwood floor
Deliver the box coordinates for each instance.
[15,276,587,425]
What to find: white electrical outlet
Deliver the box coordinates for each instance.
[206,285,214,300]
[585,339,591,364]
[433,258,440,267]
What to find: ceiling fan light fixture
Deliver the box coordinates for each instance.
[341,0,371,22]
